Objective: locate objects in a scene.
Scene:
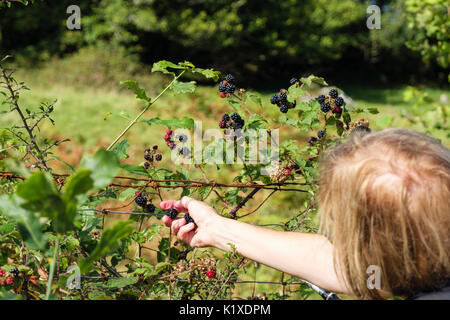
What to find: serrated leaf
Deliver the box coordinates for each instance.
[228,100,243,114]
[151,60,184,75]
[63,169,94,201]
[106,276,138,289]
[0,195,47,250]
[120,80,150,102]
[145,116,195,130]
[171,80,196,94]
[16,172,57,202]
[192,68,220,81]
[111,140,129,160]
[80,149,120,189]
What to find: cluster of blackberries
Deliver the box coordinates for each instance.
[164,129,191,158]
[270,89,296,113]
[218,74,237,98]
[143,145,162,169]
[317,89,345,116]
[134,192,156,213]
[219,112,245,130]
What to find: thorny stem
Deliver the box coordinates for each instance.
[1,65,49,170]
[107,70,187,151]
[45,237,59,300]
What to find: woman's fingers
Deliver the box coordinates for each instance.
[177,223,196,243]
[160,199,189,213]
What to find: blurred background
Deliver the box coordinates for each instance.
[0,0,448,299]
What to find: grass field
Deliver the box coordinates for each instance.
[1,55,448,299]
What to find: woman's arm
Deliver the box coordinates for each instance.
[160,196,351,294]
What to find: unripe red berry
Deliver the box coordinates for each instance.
[285,168,292,176]
[0,279,5,286]
[164,133,171,141]
[29,275,38,285]
[219,92,226,98]
[6,277,13,285]
[166,129,173,135]
[0,269,5,277]
[206,270,216,278]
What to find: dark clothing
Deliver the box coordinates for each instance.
[407,279,450,300]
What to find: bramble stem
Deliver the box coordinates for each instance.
[45,237,59,300]
[106,70,187,151]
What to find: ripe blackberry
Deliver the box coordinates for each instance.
[317,130,325,139]
[334,96,344,107]
[144,154,153,161]
[135,196,147,208]
[279,92,287,103]
[146,203,156,213]
[222,114,230,122]
[144,162,150,169]
[219,120,227,128]
[225,74,235,83]
[290,78,298,85]
[168,142,176,150]
[178,134,187,143]
[232,120,244,130]
[179,147,190,157]
[219,82,227,92]
[225,83,236,94]
[307,136,318,146]
[329,89,338,99]
[184,213,196,226]
[279,104,289,113]
[167,208,179,219]
[317,95,326,104]
[155,154,162,161]
[231,112,240,121]
[152,145,158,150]
[320,103,331,113]
[270,94,279,105]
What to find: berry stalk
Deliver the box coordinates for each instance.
[106,69,187,151]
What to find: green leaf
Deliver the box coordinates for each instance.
[228,100,244,114]
[247,93,262,106]
[119,163,148,176]
[0,195,47,250]
[367,107,379,114]
[145,116,195,130]
[111,140,129,160]
[0,222,15,235]
[192,68,220,82]
[120,80,150,102]
[63,169,94,201]
[106,276,138,289]
[79,221,134,273]
[171,80,196,94]
[151,60,184,75]
[80,149,120,189]
[16,173,57,202]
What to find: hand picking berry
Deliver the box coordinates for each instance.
[184,213,197,227]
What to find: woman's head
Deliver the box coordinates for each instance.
[318,128,450,299]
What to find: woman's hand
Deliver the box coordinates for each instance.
[160,196,223,247]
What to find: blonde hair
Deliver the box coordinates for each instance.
[318,128,450,299]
